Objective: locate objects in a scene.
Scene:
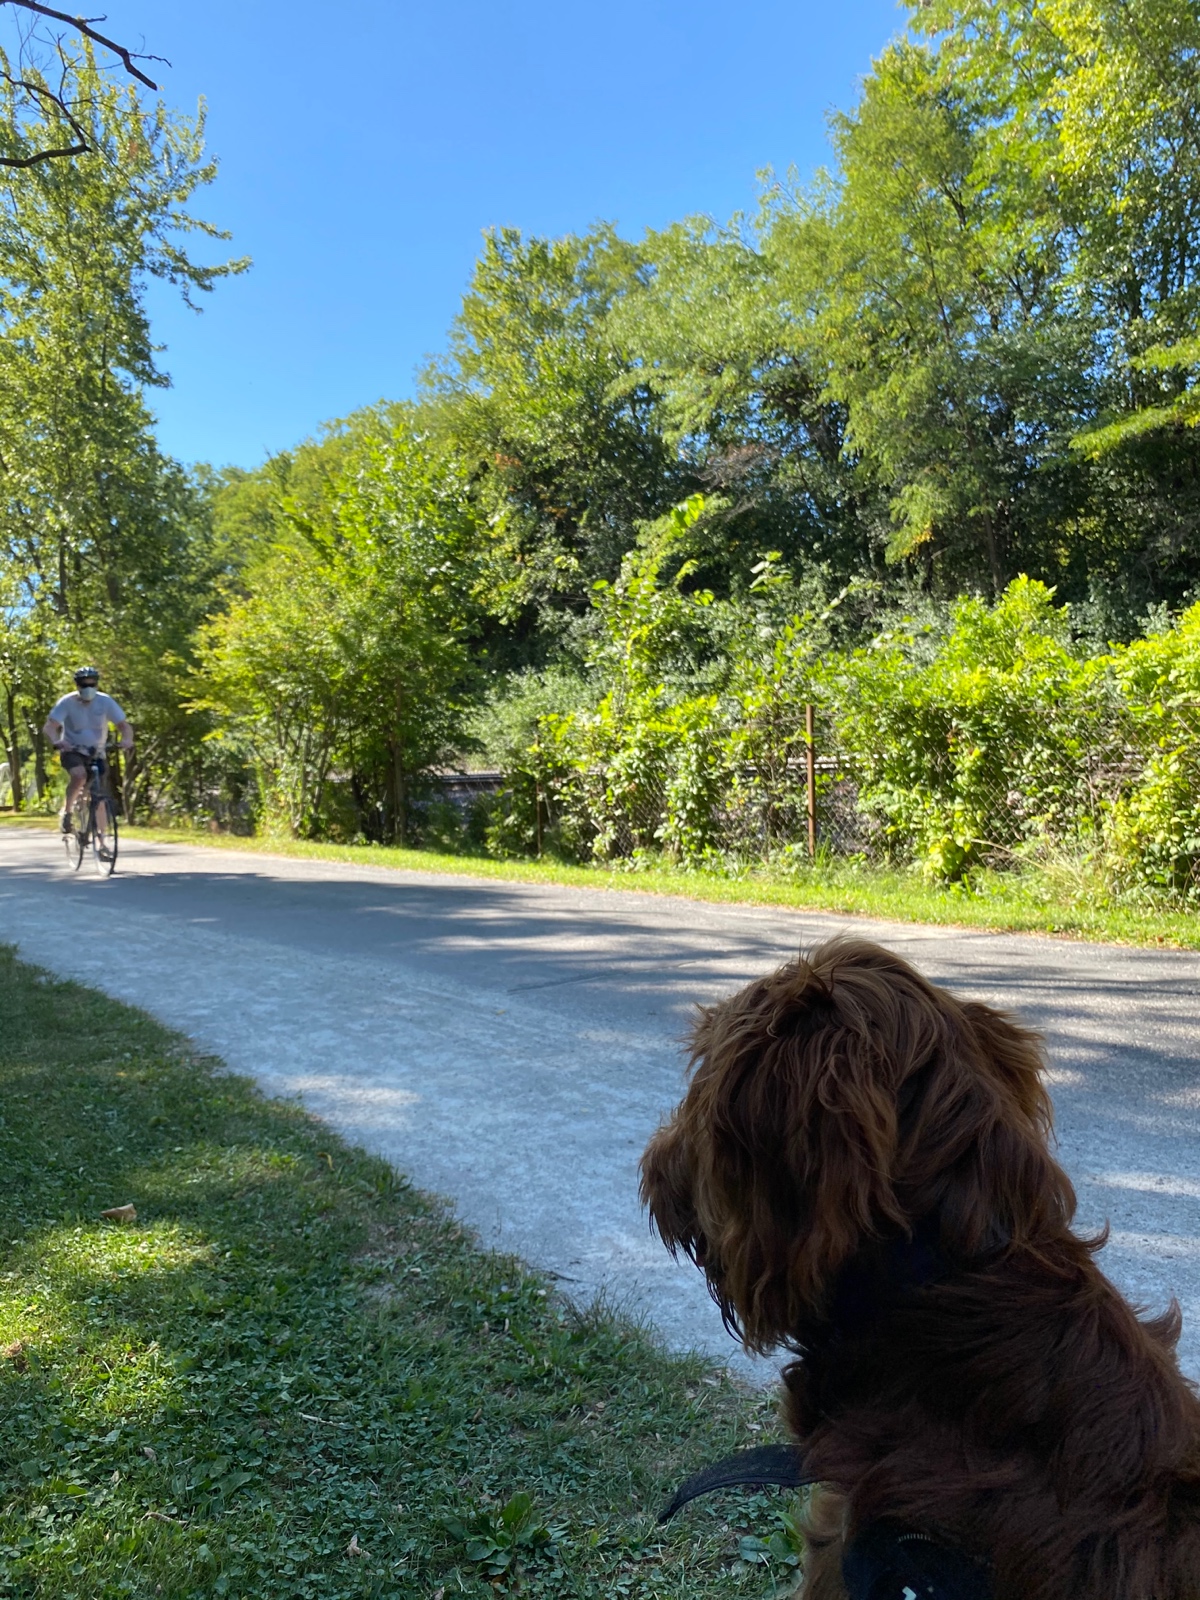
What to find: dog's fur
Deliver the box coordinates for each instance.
[641,937,1200,1599]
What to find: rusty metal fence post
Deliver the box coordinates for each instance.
[805,703,816,858]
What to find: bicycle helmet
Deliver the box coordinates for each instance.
[73,666,100,687]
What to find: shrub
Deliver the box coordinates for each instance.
[828,578,1122,878]
[1105,603,1200,895]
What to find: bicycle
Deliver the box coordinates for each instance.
[61,745,119,877]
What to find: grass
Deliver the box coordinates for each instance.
[0,946,800,1600]
[4,809,1199,950]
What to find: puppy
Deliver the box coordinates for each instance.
[641,936,1200,1599]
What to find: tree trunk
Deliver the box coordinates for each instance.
[980,507,1003,598]
[4,687,23,809]
[32,723,46,799]
[111,747,127,822]
[393,680,407,846]
[123,746,138,824]
[391,738,407,845]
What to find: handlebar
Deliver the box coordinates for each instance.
[55,741,133,756]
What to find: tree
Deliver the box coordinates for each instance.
[423,224,683,647]
[762,36,1093,595]
[609,214,880,590]
[916,0,1200,614]
[0,50,246,630]
[0,560,59,802]
[198,410,489,841]
[0,38,244,811]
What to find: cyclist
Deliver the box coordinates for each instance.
[43,667,134,834]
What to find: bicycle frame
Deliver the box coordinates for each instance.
[62,748,119,876]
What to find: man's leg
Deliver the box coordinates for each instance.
[60,759,85,829]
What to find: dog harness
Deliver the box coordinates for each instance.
[658,1445,993,1599]
[658,1229,997,1599]
[844,1520,994,1600]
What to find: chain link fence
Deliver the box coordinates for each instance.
[442,696,1200,894]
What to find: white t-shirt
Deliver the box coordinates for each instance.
[48,691,127,753]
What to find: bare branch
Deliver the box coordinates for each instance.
[0,2,159,90]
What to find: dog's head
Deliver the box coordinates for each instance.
[640,936,1076,1352]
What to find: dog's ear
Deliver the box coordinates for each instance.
[900,1001,1076,1256]
[639,1112,703,1263]
[960,1000,1055,1136]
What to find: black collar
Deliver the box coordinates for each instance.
[823,1217,952,1343]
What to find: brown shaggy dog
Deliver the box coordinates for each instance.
[640,937,1200,1599]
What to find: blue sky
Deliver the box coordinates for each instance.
[114,0,905,468]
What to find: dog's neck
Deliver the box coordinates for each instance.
[825,1217,952,1343]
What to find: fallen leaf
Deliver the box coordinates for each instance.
[346,1534,363,1557]
[432,1590,445,1600]
[142,1445,157,1462]
[101,1204,137,1223]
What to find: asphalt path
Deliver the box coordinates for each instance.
[3,826,1200,1382]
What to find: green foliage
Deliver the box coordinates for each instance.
[543,496,731,865]
[423,224,683,640]
[15,0,1200,911]
[551,688,727,865]
[607,218,871,587]
[197,410,488,841]
[468,667,589,858]
[1106,602,1200,895]
[829,579,1118,878]
[0,50,245,630]
[1108,741,1200,897]
[734,1501,805,1592]
[494,500,873,870]
[441,1491,563,1582]
[479,560,1200,901]
[194,551,346,836]
[720,560,852,851]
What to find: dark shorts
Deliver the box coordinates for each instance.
[60,750,106,777]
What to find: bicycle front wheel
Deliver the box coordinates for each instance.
[92,804,118,877]
[63,793,87,871]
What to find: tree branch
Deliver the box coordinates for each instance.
[0,68,88,165]
[0,2,159,89]
[0,6,166,167]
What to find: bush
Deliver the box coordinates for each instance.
[469,668,590,858]
[1104,602,1200,896]
[826,579,1130,878]
[469,530,1200,902]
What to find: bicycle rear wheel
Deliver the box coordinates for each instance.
[63,792,87,871]
[92,803,118,877]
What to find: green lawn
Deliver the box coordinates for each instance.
[0,946,799,1600]
[3,811,1197,950]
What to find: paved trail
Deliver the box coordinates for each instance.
[3,827,1200,1379]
